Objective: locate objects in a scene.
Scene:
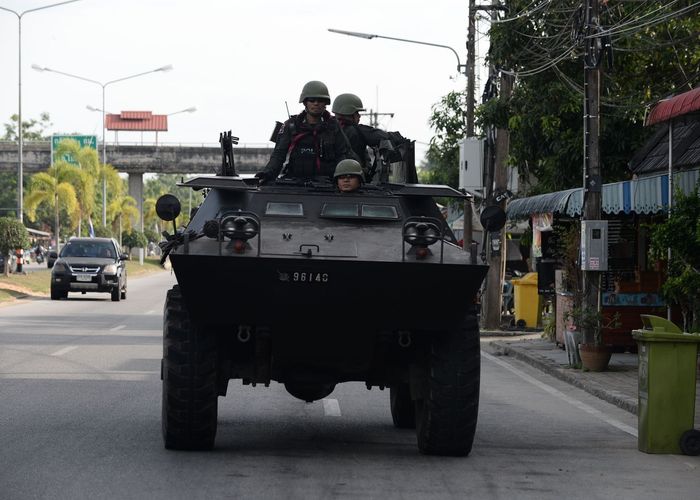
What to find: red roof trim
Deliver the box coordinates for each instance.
[105,112,168,131]
[645,87,700,126]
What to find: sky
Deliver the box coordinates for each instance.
[0,0,492,166]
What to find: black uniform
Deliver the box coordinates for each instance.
[336,116,409,175]
[261,111,350,180]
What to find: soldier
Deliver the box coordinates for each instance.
[256,81,351,183]
[331,93,409,181]
[334,159,364,193]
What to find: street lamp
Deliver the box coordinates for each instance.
[0,0,82,222]
[167,106,197,116]
[32,63,173,225]
[328,28,467,76]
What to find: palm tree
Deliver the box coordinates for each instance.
[53,139,99,236]
[108,195,139,247]
[24,162,80,253]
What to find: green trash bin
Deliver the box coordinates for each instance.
[632,315,700,455]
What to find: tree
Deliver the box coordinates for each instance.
[0,217,30,276]
[1,113,52,220]
[649,187,700,332]
[476,0,700,194]
[122,229,147,253]
[421,91,466,188]
[24,163,80,254]
[108,194,139,246]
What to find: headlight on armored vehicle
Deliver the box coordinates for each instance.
[103,264,118,274]
[403,221,440,247]
[220,215,259,241]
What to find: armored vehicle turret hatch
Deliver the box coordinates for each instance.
[157,132,504,456]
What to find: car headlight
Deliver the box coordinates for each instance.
[103,264,118,274]
[53,262,68,273]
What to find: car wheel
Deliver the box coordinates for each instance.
[162,285,218,450]
[50,286,62,300]
[415,315,480,456]
[111,287,121,302]
[121,287,127,300]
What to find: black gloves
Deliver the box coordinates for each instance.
[255,170,273,184]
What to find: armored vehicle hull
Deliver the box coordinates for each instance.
[159,173,493,456]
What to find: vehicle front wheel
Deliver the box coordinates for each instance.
[111,287,121,302]
[50,287,63,300]
[162,285,218,450]
[414,315,480,456]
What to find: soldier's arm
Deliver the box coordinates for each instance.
[262,122,292,176]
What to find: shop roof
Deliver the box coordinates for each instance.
[105,111,168,131]
[506,168,700,220]
[645,87,700,126]
[629,118,700,175]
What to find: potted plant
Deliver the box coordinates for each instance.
[567,306,617,371]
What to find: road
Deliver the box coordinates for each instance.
[1,271,699,499]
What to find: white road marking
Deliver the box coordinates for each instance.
[145,309,157,315]
[482,351,638,437]
[323,398,341,417]
[50,345,79,357]
[110,325,126,331]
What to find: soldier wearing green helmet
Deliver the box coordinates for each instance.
[332,93,410,182]
[334,158,364,193]
[256,81,350,183]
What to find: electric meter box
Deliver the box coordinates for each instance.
[580,220,608,271]
[458,137,484,196]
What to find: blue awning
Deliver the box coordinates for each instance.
[506,168,699,220]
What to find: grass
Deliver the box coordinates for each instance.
[0,257,166,301]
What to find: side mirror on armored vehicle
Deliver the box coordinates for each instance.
[156,194,182,222]
[479,205,506,232]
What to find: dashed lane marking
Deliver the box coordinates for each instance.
[50,346,79,357]
[482,351,638,437]
[109,325,126,331]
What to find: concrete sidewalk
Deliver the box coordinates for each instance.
[481,331,700,422]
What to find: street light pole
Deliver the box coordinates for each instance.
[0,0,82,223]
[32,64,173,226]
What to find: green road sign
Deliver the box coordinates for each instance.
[51,134,98,165]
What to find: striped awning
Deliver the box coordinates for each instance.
[506,168,699,220]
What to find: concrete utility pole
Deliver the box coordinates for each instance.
[481,0,514,330]
[462,0,478,252]
[581,0,602,345]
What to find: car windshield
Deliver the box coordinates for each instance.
[61,242,115,259]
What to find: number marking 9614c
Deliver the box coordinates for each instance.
[278,270,329,283]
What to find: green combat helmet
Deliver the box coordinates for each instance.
[334,159,364,181]
[299,80,331,105]
[332,93,366,115]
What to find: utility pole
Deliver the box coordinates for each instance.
[364,109,394,128]
[462,0,477,253]
[481,0,514,329]
[581,0,602,345]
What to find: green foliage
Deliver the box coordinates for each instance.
[0,218,30,275]
[122,229,148,250]
[648,186,700,331]
[424,91,466,187]
[2,112,52,141]
[478,0,700,194]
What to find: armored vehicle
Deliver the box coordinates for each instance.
[156,132,503,456]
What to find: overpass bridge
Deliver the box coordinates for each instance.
[0,141,273,227]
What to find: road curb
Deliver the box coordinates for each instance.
[483,340,638,415]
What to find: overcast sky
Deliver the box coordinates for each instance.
[0,0,491,165]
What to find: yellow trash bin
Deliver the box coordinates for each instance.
[511,272,540,328]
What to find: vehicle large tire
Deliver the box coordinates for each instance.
[162,285,218,450]
[111,287,121,302]
[414,315,480,456]
[50,286,62,300]
[390,383,415,429]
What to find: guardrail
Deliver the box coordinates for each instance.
[0,140,272,148]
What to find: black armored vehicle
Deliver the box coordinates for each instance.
[156,133,503,456]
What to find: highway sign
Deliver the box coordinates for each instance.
[51,135,98,165]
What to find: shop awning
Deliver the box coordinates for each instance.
[506,168,700,220]
[645,87,700,126]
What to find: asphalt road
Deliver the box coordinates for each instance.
[1,271,699,499]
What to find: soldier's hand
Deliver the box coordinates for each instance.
[255,171,273,184]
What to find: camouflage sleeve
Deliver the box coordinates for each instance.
[263,120,292,176]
